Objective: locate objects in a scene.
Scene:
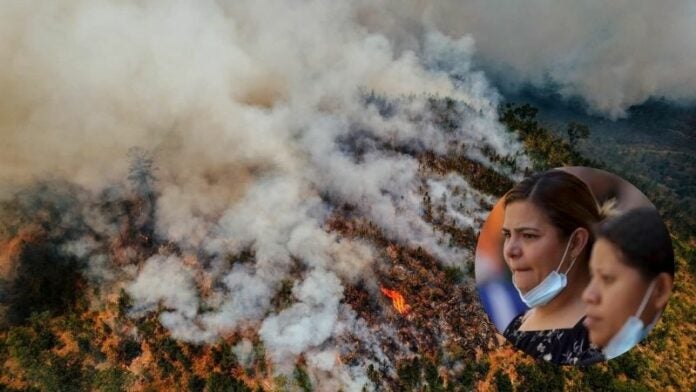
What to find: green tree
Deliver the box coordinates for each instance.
[493,369,513,392]
[212,342,238,369]
[188,375,206,392]
[566,122,590,146]
[207,372,250,392]
[118,338,142,364]
[515,362,564,392]
[397,357,422,390]
[294,365,313,392]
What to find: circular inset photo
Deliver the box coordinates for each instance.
[475,167,674,366]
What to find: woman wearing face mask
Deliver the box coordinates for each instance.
[501,170,605,365]
[582,208,674,362]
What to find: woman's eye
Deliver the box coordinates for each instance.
[522,233,537,239]
[601,275,615,284]
[502,231,511,238]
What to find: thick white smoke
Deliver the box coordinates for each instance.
[0,0,530,388]
[359,0,696,118]
[427,173,497,231]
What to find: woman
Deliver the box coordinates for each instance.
[582,208,674,361]
[501,170,604,365]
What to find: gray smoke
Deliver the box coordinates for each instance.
[359,0,696,118]
[0,1,532,389]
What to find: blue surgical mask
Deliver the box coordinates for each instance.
[513,230,579,308]
[602,280,657,360]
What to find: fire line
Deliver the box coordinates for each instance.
[380,287,410,315]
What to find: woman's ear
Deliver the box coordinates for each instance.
[652,272,673,309]
[571,228,590,259]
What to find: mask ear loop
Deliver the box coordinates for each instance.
[555,230,579,275]
[635,280,657,318]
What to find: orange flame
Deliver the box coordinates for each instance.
[380,287,410,314]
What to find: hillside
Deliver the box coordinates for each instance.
[0,100,693,391]
[506,94,696,235]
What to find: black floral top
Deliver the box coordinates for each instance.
[503,312,604,366]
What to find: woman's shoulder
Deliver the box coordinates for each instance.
[502,312,526,337]
[502,314,598,365]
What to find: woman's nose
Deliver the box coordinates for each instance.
[504,238,521,260]
[582,280,600,305]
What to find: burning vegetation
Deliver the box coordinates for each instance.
[0,89,519,390]
[379,288,409,315]
[0,101,693,392]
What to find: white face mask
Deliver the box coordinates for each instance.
[513,230,579,308]
[602,280,658,360]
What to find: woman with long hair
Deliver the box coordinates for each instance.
[501,169,605,365]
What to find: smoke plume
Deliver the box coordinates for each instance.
[0,1,530,389]
[358,0,696,118]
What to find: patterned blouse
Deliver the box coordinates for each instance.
[503,312,604,366]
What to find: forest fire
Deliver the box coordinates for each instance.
[380,287,410,315]
[0,229,35,280]
[0,86,516,391]
[0,1,534,389]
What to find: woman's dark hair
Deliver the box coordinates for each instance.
[595,207,675,279]
[504,170,603,262]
